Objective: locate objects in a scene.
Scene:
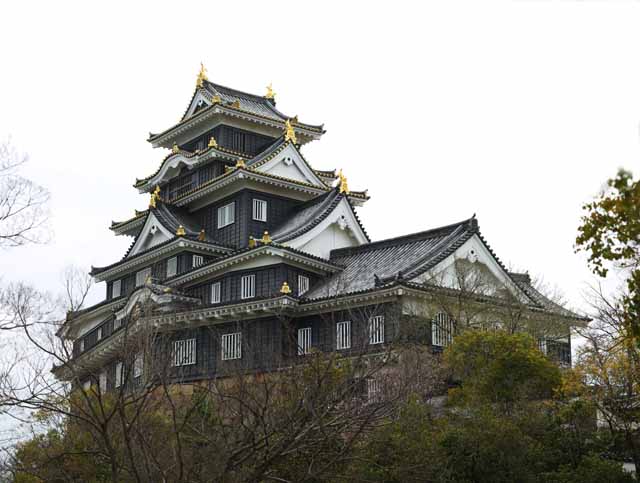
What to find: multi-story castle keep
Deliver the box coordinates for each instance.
[56,66,584,391]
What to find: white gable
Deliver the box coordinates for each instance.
[256,144,326,188]
[285,198,368,259]
[184,91,213,119]
[127,212,174,258]
[413,234,527,301]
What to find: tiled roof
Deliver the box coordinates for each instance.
[304,218,477,300]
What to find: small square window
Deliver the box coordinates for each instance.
[172,339,196,367]
[112,280,121,298]
[167,257,177,278]
[369,316,384,345]
[298,327,312,355]
[241,275,255,300]
[217,202,235,228]
[336,321,351,350]
[298,275,310,296]
[222,332,242,360]
[252,199,267,222]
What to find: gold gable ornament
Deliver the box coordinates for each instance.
[176,225,186,237]
[208,136,218,148]
[338,169,349,194]
[231,99,240,109]
[198,229,206,241]
[265,82,275,100]
[284,119,297,144]
[196,62,208,88]
[235,158,246,168]
[149,186,161,209]
[172,143,180,154]
[261,231,272,244]
[211,95,221,104]
[248,236,256,248]
[280,281,292,295]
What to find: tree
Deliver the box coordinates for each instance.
[0,139,50,248]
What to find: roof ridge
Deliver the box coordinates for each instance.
[204,80,270,103]
[330,216,477,258]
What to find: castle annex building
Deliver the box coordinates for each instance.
[56,66,584,391]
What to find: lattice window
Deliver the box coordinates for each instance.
[136,267,151,287]
[112,279,121,298]
[222,332,242,360]
[336,321,351,350]
[367,378,382,402]
[298,327,312,355]
[432,312,454,347]
[211,282,221,304]
[369,316,385,345]
[167,256,177,277]
[298,275,310,296]
[241,275,255,299]
[193,254,204,268]
[115,362,123,388]
[252,199,267,222]
[173,339,196,367]
[217,202,235,228]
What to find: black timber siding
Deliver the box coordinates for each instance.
[182,125,275,157]
[193,190,302,250]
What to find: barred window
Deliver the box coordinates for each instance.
[115,362,123,388]
[252,199,267,222]
[133,353,144,378]
[241,274,255,299]
[193,254,204,268]
[222,332,242,360]
[367,378,382,402]
[173,339,197,367]
[217,202,235,228]
[136,267,151,287]
[432,312,454,347]
[298,327,312,355]
[97,326,103,341]
[211,282,221,304]
[369,316,385,345]
[298,275,310,296]
[112,279,121,298]
[99,371,107,393]
[167,256,177,277]
[336,321,351,350]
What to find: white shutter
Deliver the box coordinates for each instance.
[298,275,310,296]
[297,327,312,355]
[222,332,242,360]
[96,326,103,341]
[336,321,351,350]
[133,353,143,378]
[241,275,255,299]
[369,316,384,345]
[112,280,121,298]
[252,199,267,222]
[211,282,221,304]
[218,202,235,228]
[115,362,123,388]
[167,257,177,277]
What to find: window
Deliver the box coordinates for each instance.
[79,339,85,352]
[217,202,235,228]
[136,267,151,287]
[298,327,312,355]
[252,199,267,222]
[367,378,382,402]
[97,326,103,341]
[432,313,454,347]
[538,338,547,355]
[369,316,384,345]
[167,256,177,278]
[211,282,221,304]
[193,255,204,268]
[82,380,91,391]
[99,371,107,393]
[222,332,242,360]
[298,275,310,296]
[112,279,121,298]
[336,321,351,350]
[241,274,255,299]
[115,362,123,388]
[172,339,196,367]
[133,354,143,378]
[114,318,122,331]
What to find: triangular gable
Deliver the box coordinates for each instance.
[284,197,369,259]
[183,90,215,120]
[127,212,175,258]
[413,233,529,301]
[255,143,327,188]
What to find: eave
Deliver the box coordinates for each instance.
[110,210,147,236]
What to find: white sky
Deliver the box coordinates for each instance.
[0,0,638,314]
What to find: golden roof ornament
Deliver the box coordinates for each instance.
[265,83,275,100]
[262,231,272,244]
[235,158,246,168]
[338,169,349,194]
[172,142,180,154]
[196,62,208,88]
[149,185,161,209]
[248,236,256,248]
[145,274,152,285]
[211,95,221,104]
[208,136,218,148]
[231,99,240,109]
[198,229,206,241]
[176,225,186,236]
[284,119,297,144]
[280,281,292,294]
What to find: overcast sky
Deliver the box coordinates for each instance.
[0,0,638,313]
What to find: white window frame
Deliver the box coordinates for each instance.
[112,279,121,298]
[252,198,267,222]
[221,332,242,360]
[241,274,255,300]
[217,202,235,228]
[336,321,351,350]
[369,315,385,345]
[298,275,310,296]
[133,353,143,378]
[172,339,197,367]
[166,256,178,278]
[136,267,151,287]
[211,281,221,304]
[99,371,107,393]
[297,327,312,355]
[432,312,454,347]
[115,361,123,388]
[96,326,103,341]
